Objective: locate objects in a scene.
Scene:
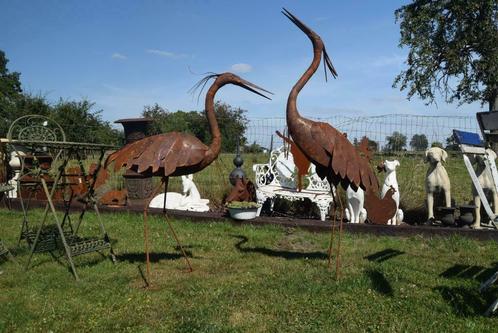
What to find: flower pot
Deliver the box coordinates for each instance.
[228,207,259,220]
[458,205,476,226]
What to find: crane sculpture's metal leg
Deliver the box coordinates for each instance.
[327,190,337,269]
[162,177,193,273]
[143,177,193,279]
[143,180,165,277]
[336,193,344,280]
[327,187,344,280]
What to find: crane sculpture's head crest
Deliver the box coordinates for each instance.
[282,7,338,82]
[189,72,273,102]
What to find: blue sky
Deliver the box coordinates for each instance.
[0,0,485,124]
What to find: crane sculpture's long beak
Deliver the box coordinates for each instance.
[282,7,338,81]
[235,77,273,100]
[282,8,314,37]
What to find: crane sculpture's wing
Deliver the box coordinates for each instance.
[105,133,208,177]
[309,122,379,192]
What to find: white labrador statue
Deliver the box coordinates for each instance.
[149,174,209,212]
[380,160,403,225]
[345,185,367,224]
[471,148,498,229]
[425,147,451,221]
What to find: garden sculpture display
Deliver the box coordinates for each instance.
[275,130,310,191]
[149,174,210,212]
[364,186,397,225]
[471,148,498,229]
[345,185,366,223]
[225,177,257,203]
[424,147,451,221]
[379,160,404,225]
[282,8,383,278]
[106,72,272,277]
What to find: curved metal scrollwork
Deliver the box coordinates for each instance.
[7,115,66,143]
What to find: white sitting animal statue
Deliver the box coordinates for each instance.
[379,160,403,225]
[471,148,498,229]
[149,174,209,212]
[345,186,367,224]
[425,147,451,221]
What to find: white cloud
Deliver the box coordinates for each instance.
[111,53,127,60]
[230,63,253,73]
[146,49,189,59]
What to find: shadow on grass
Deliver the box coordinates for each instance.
[364,248,405,263]
[116,251,193,263]
[440,262,498,282]
[365,268,394,296]
[435,285,492,317]
[233,235,327,260]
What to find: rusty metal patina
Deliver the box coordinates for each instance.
[282,8,392,278]
[226,177,257,203]
[275,130,310,192]
[105,72,272,280]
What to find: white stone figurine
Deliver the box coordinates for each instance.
[345,185,367,223]
[149,174,209,212]
[471,148,498,229]
[8,150,23,198]
[425,147,451,221]
[380,160,403,225]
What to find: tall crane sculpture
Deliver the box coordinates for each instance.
[282,8,381,278]
[106,73,272,277]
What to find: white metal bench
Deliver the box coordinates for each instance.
[252,146,334,221]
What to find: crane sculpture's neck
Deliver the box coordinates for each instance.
[287,37,323,126]
[204,81,222,163]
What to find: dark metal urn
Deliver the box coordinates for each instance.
[115,118,154,199]
[458,205,476,226]
[229,139,246,186]
[436,207,456,226]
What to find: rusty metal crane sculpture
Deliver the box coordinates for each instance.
[106,72,272,277]
[282,8,381,278]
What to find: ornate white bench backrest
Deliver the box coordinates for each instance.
[253,146,331,192]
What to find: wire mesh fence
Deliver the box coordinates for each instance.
[245,114,479,152]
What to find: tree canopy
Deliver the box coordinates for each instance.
[385,131,407,152]
[142,101,248,153]
[394,0,498,110]
[410,133,429,150]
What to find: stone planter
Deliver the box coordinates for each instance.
[228,207,260,220]
[436,207,456,226]
[458,205,476,226]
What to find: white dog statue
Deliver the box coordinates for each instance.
[149,174,209,212]
[425,147,451,221]
[345,185,367,223]
[471,148,498,229]
[380,160,403,225]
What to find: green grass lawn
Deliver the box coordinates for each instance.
[1,208,498,332]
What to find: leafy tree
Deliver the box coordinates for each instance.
[142,101,248,152]
[359,136,379,152]
[0,50,24,136]
[431,141,443,148]
[385,131,407,152]
[50,99,122,144]
[244,141,264,153]
[445,133,459,151]
[394,1,498,111]
[410,133,429,150]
